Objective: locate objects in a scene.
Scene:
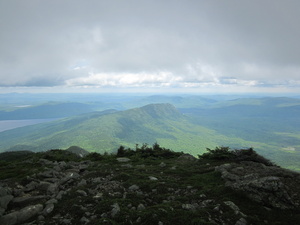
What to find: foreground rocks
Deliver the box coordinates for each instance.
[215,161,300,209]
[0,150,300,225]
[0,158,92,225]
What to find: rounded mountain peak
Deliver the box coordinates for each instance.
[140,103,181,119]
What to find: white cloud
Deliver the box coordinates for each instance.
[65,71,182,88]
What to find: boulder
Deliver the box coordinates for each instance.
[178,154,198,162]
[0,194,13,209]
[111,203,120,218]
[0,195,13,216]
[116,157,131,163]
[216,162,296,209]
[24,181,38,192]
[10,195,47,208]
[128,185,139,191]
[137,203,146,211]
[0,204,43,225]
[43,203,55,215]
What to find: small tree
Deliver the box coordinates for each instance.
[117,146,125,157]
[199,146,234,160]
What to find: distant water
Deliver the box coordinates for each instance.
[0,119,58,132]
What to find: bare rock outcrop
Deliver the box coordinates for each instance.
[215,161,300,209]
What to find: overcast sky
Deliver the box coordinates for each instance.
[1,0,300,93]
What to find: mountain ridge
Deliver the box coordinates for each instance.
[0,101,299,170]
[0,104,187,153]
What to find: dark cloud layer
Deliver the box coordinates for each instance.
[0,0,300,92]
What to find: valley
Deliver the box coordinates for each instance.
[0,93,299,170]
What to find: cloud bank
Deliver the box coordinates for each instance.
[1,0,300,93]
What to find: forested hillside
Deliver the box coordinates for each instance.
[0,95,300,170]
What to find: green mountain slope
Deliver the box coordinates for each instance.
[0,104,248,154]
[0,102,300,170]
[180,97,300,170]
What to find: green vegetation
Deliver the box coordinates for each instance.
[1,96,300,170]
[116,143,183,158]
[199,146,275,166]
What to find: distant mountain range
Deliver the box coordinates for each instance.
[0,102,97,120]
[0,104,208,151]
[0,95,300,170]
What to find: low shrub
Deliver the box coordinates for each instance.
[199,146,275,166]
[117,143,183,159]
[233,148,275,166]
[199,146,234,160]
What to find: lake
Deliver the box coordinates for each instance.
[0,119,58,132]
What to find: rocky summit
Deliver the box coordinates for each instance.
[0,146,300,225]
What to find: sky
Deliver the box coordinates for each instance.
[0,0,300,94]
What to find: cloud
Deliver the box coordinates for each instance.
[0,0,300,92]
[66,71,180,88]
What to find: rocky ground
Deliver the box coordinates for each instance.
[0,147,300,225]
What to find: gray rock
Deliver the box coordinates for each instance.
[37,181,52,192]
[93,192,103,199]
[43,203,54,215]
[11,195,46,208]
[217,162,297,209]
[46,198,58,205]
[235,217,247,225]
[53,165,62,172]
[116,157,131,162]
[60,172,80,185]
[200,200,214,208]
[0,208,5,216]
[38,215,45,221]
[199,194,207,198]
[182,203,198,211]
[137,203,146,211]
[159,162,166,167]
[0,195,13,212]
[121,163,133,168]
[62,218,72,224]
[37,170,57,179]
[24,181,38,192]
[178,154,197,162]
[56,190,66,200]
[136,164,145,168]
[213,204,221,212]
[111,203,120,218]
[149,176,158,181]
[59,161,67,168]
[0,211,17,225]
[80,216,90,224]
[47,183,59,195]
[128,184,140,191]
[0,186,10,196]
[224,201,241,215]
[101,213,108,218]
[77,190,88,196]
[77,179,87,186]
[92,177,102,183]
[43,177,60,183]
[0,204,43,225]
[38,158,53,165]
